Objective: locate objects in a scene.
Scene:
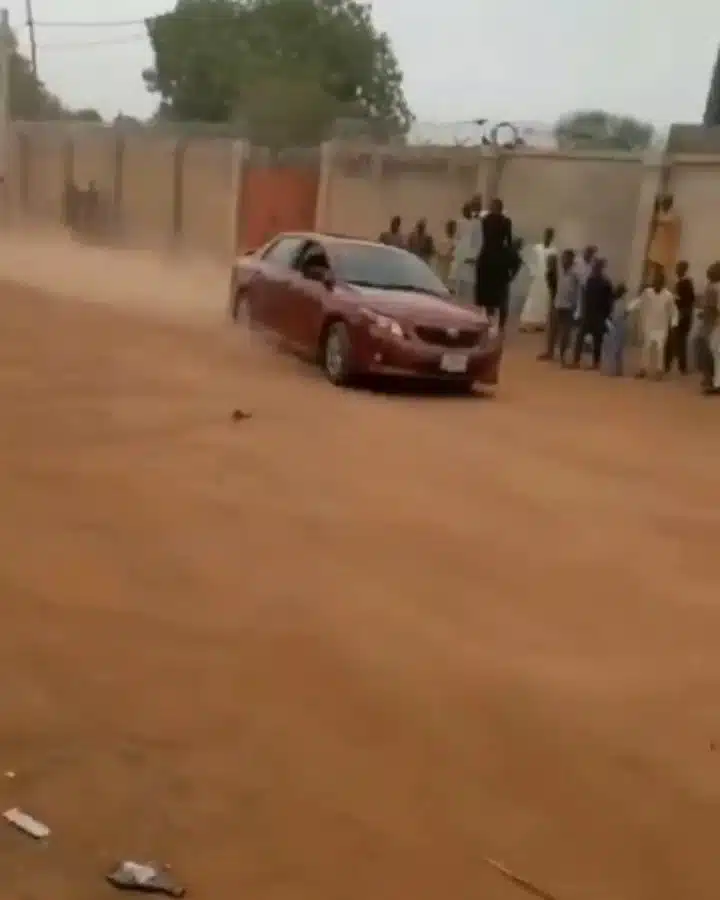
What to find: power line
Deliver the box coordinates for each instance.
[36,34,148,52]
[32,16,236,28]
[31,18,152,28]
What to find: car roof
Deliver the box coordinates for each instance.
[275,232,401,251]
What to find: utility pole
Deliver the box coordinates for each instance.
[0,8,12,183]
[25,0,37,79]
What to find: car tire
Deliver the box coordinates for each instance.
[231,288,253,327]
[230,288,243,322]
[322,321,353,386]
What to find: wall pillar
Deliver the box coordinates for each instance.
[625,147,669,294]
[228,139,247,256]
[18,129,30,212]
[171,138,186,248]
[111,132,125,235]
[314,140,335,232]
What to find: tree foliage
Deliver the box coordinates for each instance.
[10,49,64,120]
[143,0,413,145]
[703,45,720,127]
[68,108,103,122]
[9,33,102,122]
[554,109,655,152]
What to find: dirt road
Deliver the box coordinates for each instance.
[0,266,719,899]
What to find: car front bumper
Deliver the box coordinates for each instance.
[356,333,503,384]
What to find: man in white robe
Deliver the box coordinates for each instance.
[450,196,485,304]
[519,227,556,330]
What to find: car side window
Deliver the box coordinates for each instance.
[262,237,306,268]
[294,241,329,272]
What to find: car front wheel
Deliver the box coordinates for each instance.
[231,288,254,327]
[322,321,353,386]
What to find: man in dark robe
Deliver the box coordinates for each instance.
[474,197,513,325]
[571,257,613,368]
[665,260,695,374]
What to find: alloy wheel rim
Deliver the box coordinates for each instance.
[325,331,344,379]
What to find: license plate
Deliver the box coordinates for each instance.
[440,352,469,373]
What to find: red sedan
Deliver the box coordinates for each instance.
[229,232,503,391]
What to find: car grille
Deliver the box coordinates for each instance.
[414,326,479,349]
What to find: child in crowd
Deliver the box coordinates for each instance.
[601,283,630,376]
[628,270,677,379]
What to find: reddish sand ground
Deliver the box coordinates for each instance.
[0,262,719,899]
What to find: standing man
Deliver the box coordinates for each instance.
[501,237,525,330]
[602,283,631,376]
[435,219,457,287]
[629,270,677,379]
[573,245,597,317]
[407,218,435,264]
[539,249,580,364]
[519,226,557,331]
[469,193,486,219]
[646,194,681,282]
[697,261,720,394]
[474,197,513,324]
[571,258,613,369]
[450,202,476,303]
[378,215,405,247]
[665,260,695,374]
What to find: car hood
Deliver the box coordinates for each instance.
[341,285,487,328]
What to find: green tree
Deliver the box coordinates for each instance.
[114,113,145,128]
[7,33,103,122]
[67,108,104,122]
[554,109,655,152]
[703,45,720,126]
[10,49,65,120]
[143,0,413,144]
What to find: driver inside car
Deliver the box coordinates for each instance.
[298,245,333,284]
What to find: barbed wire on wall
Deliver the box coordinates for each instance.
[407,120,558,149]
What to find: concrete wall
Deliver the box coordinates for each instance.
[16,124,69,223]
[667,154,720,278]
[121,133,177,249]
[5,123,243,261]
[317,142,645,281]
[316,143,490,239]
[180,139,241,260]
[5,122,720,286]
[317,141,720,289]
[496,150,644,279]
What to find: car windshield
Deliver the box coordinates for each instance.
[329,242,450,298]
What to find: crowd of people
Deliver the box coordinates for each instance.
[379,195,523,328]
[378,195,720,396]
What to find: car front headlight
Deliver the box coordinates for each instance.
[361,307,405,339]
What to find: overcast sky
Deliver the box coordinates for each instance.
[7,0,720,129]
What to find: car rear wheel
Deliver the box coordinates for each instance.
[322,321,353,386]
[231,288,252,326]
